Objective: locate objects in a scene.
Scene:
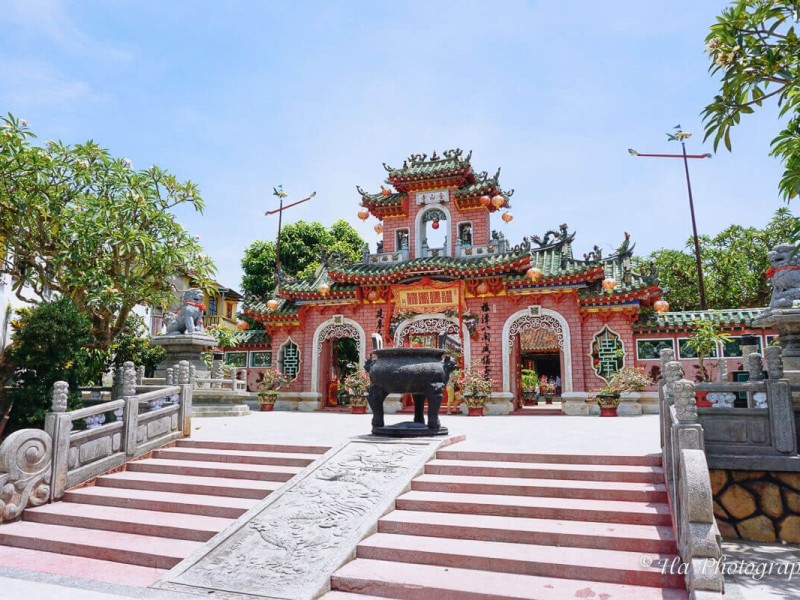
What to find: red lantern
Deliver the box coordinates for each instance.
[266,298,280,311]
[501,211,513,223]
[654,299,670,313]
[480,195,492,208]
[526,267,542,281]
[381,186,391,197]
[602,277,617,291]
[432,219,440,230]
[491,194,506,208]
[367,290,379,302]
[236,321,249,331]
[318,282,331,295]
[374,223,384,234]
[357,208,369,221]
[476,282,489,295]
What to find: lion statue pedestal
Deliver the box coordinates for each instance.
[152,288,217,378]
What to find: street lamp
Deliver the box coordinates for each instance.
[629,125,712,310]
[264,185,316,310]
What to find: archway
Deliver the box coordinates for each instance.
[414,204,452,258]
[393,313,472,364]
[310,318,367,404]
[502,308,572,395]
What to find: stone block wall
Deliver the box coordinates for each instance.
[711,468,800,543]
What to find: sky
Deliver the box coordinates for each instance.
[0,0,791,291]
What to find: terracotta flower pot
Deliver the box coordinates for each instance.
[467,407,484,416]
[351,405,367,414]
[599,405,618,417]
[259,403,274,412]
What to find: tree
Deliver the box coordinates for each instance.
[702,1,800,200]
[639,207,796,310]
[0,114,216,349]
[241,219,365,299]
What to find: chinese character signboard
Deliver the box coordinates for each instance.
[391,279,465,314]
[415,189,450,205]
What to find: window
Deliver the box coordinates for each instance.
[278,338,300,380]
[678,338,718,360]
[458,222,473,246]
[590,326,624,380]
[636,338,674,360]
[224,352,247,367]
[721,336,763,358]
[249,351,272,368]
[766,334,779,347]
[208,296,218,316]
[226,303,233,319]
[395,228,409,251]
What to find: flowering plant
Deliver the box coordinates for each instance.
[596,366,652,398]
[458,368,493,404]
[257,368,291,393]
[342,370,371,405]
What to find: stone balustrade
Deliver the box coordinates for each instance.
[0,360,193,523]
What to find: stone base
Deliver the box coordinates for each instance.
[639,391,660,414]
[483,400,513,415]
[617,392,642,416]
[372,421,449,438]
[560,392,596,416]
[192,404,250,418]
[152,333,217,376]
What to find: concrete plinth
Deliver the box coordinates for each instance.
[753,308,800,382]
[152,333,216,377]
[561,392,593,416]
[639,391,660,414]
[617,392,643,416]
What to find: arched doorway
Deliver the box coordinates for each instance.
[311,318,366,407]
[414,205,452,258]
[502,309,572,404]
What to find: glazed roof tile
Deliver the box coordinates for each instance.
[633,308,766,333]
[384,149,473,180]
[229,329,271,346]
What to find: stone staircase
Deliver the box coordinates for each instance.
[326,450,689,599]
[0,439,328,587]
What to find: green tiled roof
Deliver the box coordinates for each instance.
[384,149,473,180]
[244,298,300,317]
[329,252,530,282]
[229,329,271,347]
[356,186,405,206]
[633,308,767,333]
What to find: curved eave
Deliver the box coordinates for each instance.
[388,171,471,193]
[506,265,604,289]
[579,284,657,307]
[329,256,531,285]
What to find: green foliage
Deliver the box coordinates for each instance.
[702,1,800,200]
[637,208,796,310]
[241,219,365,299]
[520,369,539,392]
[110,317,166,377]
[604,366,653,394]
[257,368,291,392]
[0,114,216,349]
[4,298,94,431]
[687,318,733,382]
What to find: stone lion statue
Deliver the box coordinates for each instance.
[767,244,800,309]
[164,288,206,335]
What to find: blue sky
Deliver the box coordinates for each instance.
[0,1,789,291]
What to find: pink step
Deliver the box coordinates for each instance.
[379,510,677,554]
[425,459,664,483]
[332,558,689,599]
[319,592,388,600]
[0,545,166,587]
[436,450,662,466]
[126,457,301,481]
[357,533,683,589]
[395,490,672,526]
[65,484,259,518]
[154,446,319,467]
[0,521,201,569]
[94,470,280,499]
[177,438,330,454]
[412,473,668,502]
[24,502,232,541]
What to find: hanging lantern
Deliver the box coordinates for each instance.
[236,320,249,331]
[654,299,670,313]
[602,277,617,291]
[480,195,492,208]
[367,290,379,302]
[318,282,331,295]
[432,218,440,230]
[357,208,369,221]
[374,223,384,234]
[381,186,391,197]
[526,267,542,281]
[476,282,489,295]
[491,194,506,208]
[266,298,280,311]
[501,211,513,223]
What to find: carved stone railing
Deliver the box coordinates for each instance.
[0,360,193,522]
[365,249,409,265]
[455,240,506,258]
[693,347,798,469]
[192,366,247,393]
[658,349,724,596]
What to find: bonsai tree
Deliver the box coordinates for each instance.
[607,366,652,394]
[686,318,732,382]
[257,369,291,404]
[341,370,370,406]
[458,368,494,408]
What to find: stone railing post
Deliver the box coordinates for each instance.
[178,360,193,436]
[122,361,137,397]
[678,448,724,595]
[0,426,53,522]
[761,346,797,455]
[113,365,124,400]
[43,381,70,502]
[165,367,174,386]
[136,365,145,386]
[211,359,223,389]
[122,362,139,458]
[668,379,705,531]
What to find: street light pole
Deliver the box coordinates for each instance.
[629,126,712,310]
[264,186,316,310]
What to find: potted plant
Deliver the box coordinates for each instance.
[459,368,493,416]
[686,318,732,406]
[594,366,652,416]
[342,370,370,414]
[520,369,539,406]
[257,368,291,411]
[593,383,621,417]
